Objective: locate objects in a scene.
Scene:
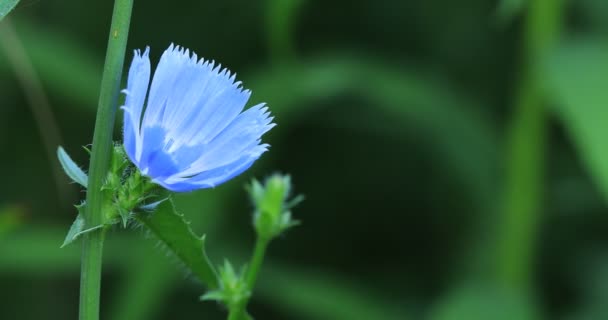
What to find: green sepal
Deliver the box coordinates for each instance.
[200,260,250,309]
[136,198,218,289]
[57,146,88,188]
[200,290,225,302]
[118,207,131,228]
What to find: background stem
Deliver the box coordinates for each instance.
[497,0,564,290]
[0,19,69,207]
[79,0,134,319]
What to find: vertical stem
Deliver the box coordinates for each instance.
[79,0,134,319]
[265,0,302,62]
[227,237,270,320]
[245,237,269,288]
[497,0,563,290]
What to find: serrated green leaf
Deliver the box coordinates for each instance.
[0,0,20,21]
[57,146,88,188]
[136,199,218,289]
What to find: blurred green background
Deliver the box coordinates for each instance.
[1,0,608,319]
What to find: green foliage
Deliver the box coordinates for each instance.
[61,207,106,247]
[136,198,218,289]
[3,0,608,319]
[430,285,538,320]
[256,264,407,320]
[202,261,250,309]
[250,174,301,241]
[57,146,88,188]
[546,39,608,202]
[0,0,20,21]
[496,0,527,24]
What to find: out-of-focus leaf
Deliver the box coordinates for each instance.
[136,198,218,289]
[0,227,135,274]
[545,39,608,202]
[0,0,20,21]
[578,0,608,31]
[265,0,304,60]
[496,0,527,24]
[430,284,538,320]
[57,146,88,188]
[0,18,101,108]
[248,55,499,213]
[0,204,23,236]
[256,263,406,320]
[108,244,180,320]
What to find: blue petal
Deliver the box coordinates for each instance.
[122,45,276,192]
[138,126,179,178]
[159,152,263,192]
[122,48,150,164]
[171,103,274,177]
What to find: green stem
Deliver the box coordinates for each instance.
[79,0,134,319]
[227,237,270,320]
[496,0,563,290]
[245,237,269,288]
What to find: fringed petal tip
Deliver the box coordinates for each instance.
[161,43,245,90]
[122,44,275,192]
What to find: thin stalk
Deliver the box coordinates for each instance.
[79,0,134,319]
[227,237,270,320]
[497,0,563,290]
[0,19,69,206]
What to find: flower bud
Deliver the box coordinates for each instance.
[249,174,301,241]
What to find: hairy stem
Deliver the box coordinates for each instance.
[79,0,134,319]
[227,237,270,320]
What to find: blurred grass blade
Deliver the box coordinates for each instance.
[265,0,304,60]
[57,146,88,188]
[0,19,70,205]
[0,18,101,109]
[430,284,538,320]
[248,56,499,213]
[546,39,608,201]
[257,263,406,320]
[136,198,218,289]
[0,0,20,21]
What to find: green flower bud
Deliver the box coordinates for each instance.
[249,174,302,241]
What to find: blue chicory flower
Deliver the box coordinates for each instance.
[121,44,275,192]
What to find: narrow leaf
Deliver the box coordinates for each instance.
[136,199,218,289]
[57,146,88,187]
[546,40,608,202]
[61,213,104,247]
[62,214,85,247]
[0,0,20,21]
